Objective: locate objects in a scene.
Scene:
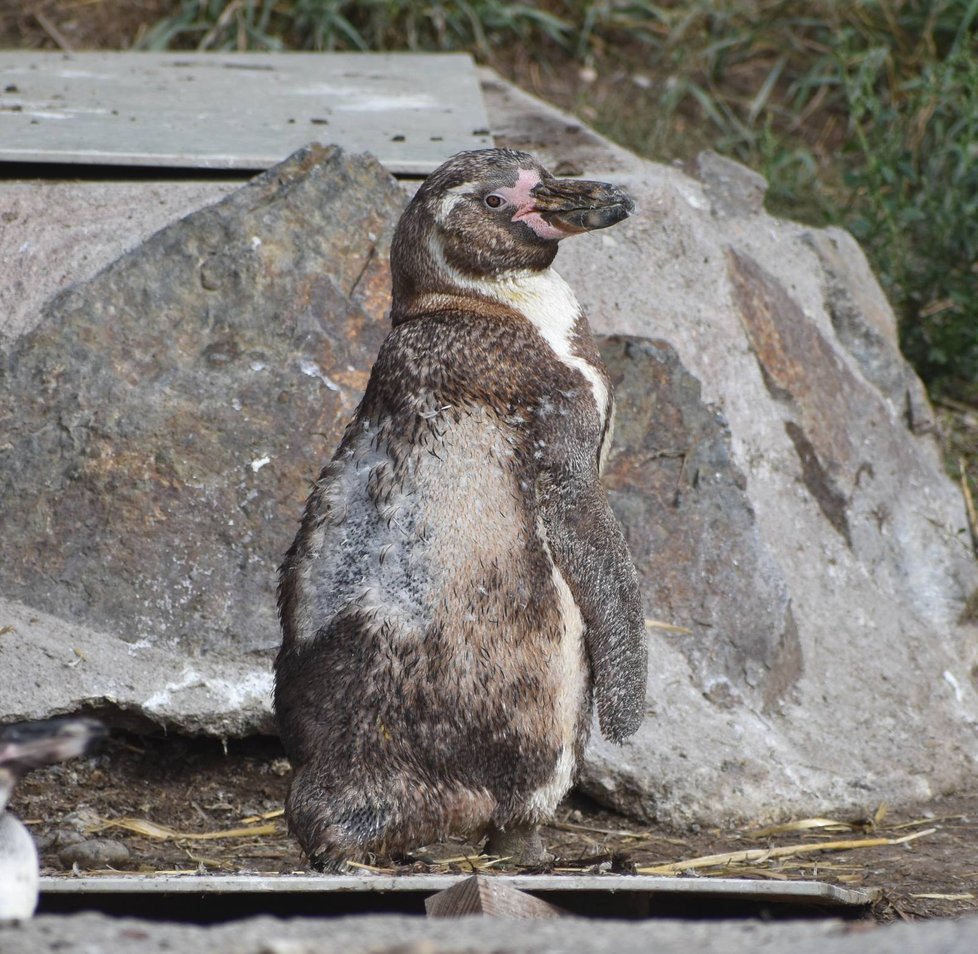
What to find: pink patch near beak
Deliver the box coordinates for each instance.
[498,169,575,242]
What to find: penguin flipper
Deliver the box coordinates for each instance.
[539,467,648,742]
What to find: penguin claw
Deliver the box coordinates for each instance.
[309,853,359,874]
[484,823,553,868]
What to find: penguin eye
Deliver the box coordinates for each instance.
[484,193,505,209]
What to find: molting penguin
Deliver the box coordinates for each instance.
[0,717,106,920]
[275,148,647,868]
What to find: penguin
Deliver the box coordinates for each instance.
[275,148,647,869]
[0,717,106,920]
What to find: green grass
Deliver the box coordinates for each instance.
[577,1,978,399]
[843,34,978,397]
[138,0,575,53]
[140,0,978,399]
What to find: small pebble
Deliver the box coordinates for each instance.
[36,828,85,851]
[58,838,131,870]
[58,806,102,832]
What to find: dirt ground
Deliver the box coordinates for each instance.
[9,731,978,924]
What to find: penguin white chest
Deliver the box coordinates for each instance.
[493,268,610,425]
[485,269,601,815]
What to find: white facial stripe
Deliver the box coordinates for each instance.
[427,231,472,289]
[438,180,488,219]
[435,192,464,223]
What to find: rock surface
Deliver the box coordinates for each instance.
[0,181,237,343]
[600,336,796,713]
[1,70,976,828]
[0,598,276,737]
[0,144,402,660]
[2,911,978,954]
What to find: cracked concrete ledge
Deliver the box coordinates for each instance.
[3,910,978,954]
[0,598,275,737]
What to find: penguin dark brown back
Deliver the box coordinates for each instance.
[275,148,647,868]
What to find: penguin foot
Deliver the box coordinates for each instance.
[484,823,553,868]
[309,853,363,874]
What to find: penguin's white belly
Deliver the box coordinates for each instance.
[0,812,39,921]
[528,554,588,817]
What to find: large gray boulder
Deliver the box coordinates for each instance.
[0,144,402,736]
[1,72,975,826]
[0,144,400,656]
[540,131,978,824]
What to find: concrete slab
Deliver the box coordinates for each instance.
[39,873,879,910]
[0,51,491,173]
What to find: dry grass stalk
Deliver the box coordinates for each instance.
[97,817,279,841]
[886,813,964,831]
[423,854,511,870]
[781,861,863,872]
[345,860,391,873]
[644,618,694,636]
[697,866,792,880]
[184,850,229,868]
[239,808,285,824]
[636,828,935,875]
[910,892,974,901]
[551,820,657,839]
[748,803,889,839]
[32,10,74,50]
[746,817,856,838]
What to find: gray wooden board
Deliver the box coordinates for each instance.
[0,51,492,174]
[40,874,879,908]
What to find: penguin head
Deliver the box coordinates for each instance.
[390,148,634,319]
[0,717,107,810]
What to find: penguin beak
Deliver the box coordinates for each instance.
[529,177,635,234]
